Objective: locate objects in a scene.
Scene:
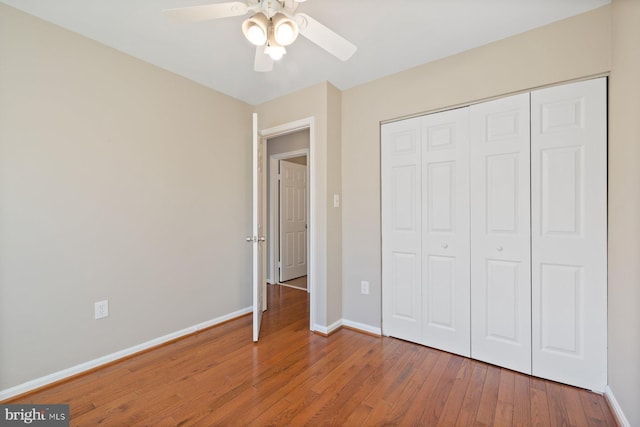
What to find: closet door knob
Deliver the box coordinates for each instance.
[496,245,503,252]
[442,243,448,249]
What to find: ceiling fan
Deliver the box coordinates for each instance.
[164,0,357,72]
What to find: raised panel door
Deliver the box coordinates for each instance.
[531,78,607,392]
[470,93,532,374]
[420,108,470,357]
[382,117,422,342]
[279,160,307,281]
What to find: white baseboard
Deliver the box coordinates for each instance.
[313,319,343,335]
[0,306,252,402]
[342,319,382,336]
[313,319,381,337]
[605,385,630,427]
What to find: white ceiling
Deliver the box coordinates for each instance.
[2,0,609,105]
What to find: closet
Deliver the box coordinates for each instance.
[381,78,607,392]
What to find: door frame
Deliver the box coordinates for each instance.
[260,117,316,331]
[269,149,310,287]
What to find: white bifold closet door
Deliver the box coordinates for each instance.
[470,93,532,374]
[381,116,423,343]
[530,78,607,392]
[382,78,606,392]
[381,108,470,357]
[420,108,470,357]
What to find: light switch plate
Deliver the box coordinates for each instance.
[361,281,370,295]
[95,300,109,319]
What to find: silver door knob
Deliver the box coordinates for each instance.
[246,236,255,243]
[496,245,503,252]
[258,237,266,242]
[442,243,448,249]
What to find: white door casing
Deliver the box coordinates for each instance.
[531,78,607,392]
[470,93,532,374]
[420,108,471,357]
[251,113,267,342]
[279,160,307,282]
[381,116,422,342]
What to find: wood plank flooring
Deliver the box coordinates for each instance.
[280,275,308,290]
[9,285,617,426]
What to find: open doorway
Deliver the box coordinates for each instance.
[259,116,316,332]
[266,130,310,292]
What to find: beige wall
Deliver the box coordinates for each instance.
[326,84,343,325]
[341,5,611,328]
[256,81,343,329]
[609,0,640,425]
[266,130,310,158]
[0,4,253,391]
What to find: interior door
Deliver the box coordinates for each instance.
[470,93,532,374]
[530,78,607,391]
[420,108,471,358]
[381,116,422,343]
[250,112,267,342]
[279,160,307,282]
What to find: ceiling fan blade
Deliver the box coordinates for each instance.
[295,13,357,61]
[254,45,274,72]
[163,2,249,23]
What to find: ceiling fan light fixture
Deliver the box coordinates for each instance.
[272,13,299,46]
[242,13,269,45]
[265,44,286,61]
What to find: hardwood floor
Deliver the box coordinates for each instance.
[280,275,307,290]
[10,285,617,426]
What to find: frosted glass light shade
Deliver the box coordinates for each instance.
[242,13,269,45]
[246,25,266,45]
[272,13,299,46]
[265,44,286,61]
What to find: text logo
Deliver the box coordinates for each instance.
[0,405,69,427]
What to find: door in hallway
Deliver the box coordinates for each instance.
[279,159,307,282]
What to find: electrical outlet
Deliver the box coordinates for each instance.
[360,281,370,295]
[333,194,340,208]
[95,300,109,320]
